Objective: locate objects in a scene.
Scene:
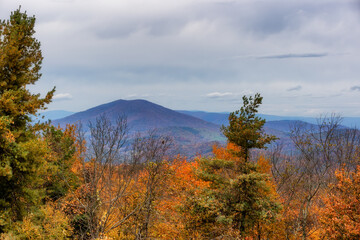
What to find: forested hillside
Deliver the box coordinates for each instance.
[1,8,360,240]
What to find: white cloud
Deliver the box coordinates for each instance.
[206,92,233,98]
[53,93,72,100]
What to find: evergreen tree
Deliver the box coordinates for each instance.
[221,93,277,160]
[185,94,281,238]
[0,8,55,231]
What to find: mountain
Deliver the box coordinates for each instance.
[341,117,360,128]
[177,110,317,132]
[176,110,319,126]
[53,99,220,131]
[51,100,356,156]
[177,110,229,126]
[264,120,316,133]
[176,111,323,153]
[52,99,226,157]
[177,110,360,128]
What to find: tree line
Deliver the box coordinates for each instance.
[0,8,359,239]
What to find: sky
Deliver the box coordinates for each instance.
[1,0,360,116]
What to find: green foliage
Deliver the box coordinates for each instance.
[43,126,78,201]
[185,94,281,238]
[188,156,281,238]
[221,93,277,160]
[0,7,61,233]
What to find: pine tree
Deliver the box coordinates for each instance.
[0,8,55,231]
[185,94,281,238]
[221,93,277,160]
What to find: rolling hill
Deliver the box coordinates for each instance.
[50,99,330,156]
[176,110,360,128]
[52,99,226,157]
[53,99,220,131]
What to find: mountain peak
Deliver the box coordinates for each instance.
[53,99,220,132]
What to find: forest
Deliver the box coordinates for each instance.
[1,8,360,240]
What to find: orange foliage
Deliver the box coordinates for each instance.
[61,141,284,239]
[319,166,360,239]
[150,156,209,239]
[69,124,86,178]
[212,142,242,162]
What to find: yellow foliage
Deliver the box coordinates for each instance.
[0,203,72,240]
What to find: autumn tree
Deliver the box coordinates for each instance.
[64,115,132,239]
[64,116,175,240]
[269,114,360,239]
[128,131,173,239]
[319,166,360,239]
[150,156,209,239]
[0,7,55,232]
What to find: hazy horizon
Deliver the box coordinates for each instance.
[41,98,359,120]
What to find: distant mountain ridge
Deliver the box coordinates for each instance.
[176,110,360,128]
[50,100,321,144]
[48,99,359,156]
[53,99,220,132]
[52,99,225,157]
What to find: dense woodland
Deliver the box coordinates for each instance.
[1,8,360,240]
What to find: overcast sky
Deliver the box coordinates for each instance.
[1,0,360,116]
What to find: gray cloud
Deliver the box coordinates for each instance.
[1,0,359,117]
[258,53,328,59]
[310,94,342,99]
[287,85,302,91]
[281,93,312,98]
[351,85,360,91]
[94,16,187,39]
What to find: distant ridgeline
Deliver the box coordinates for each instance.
[50,99,225,157]
[44,99,358,156]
